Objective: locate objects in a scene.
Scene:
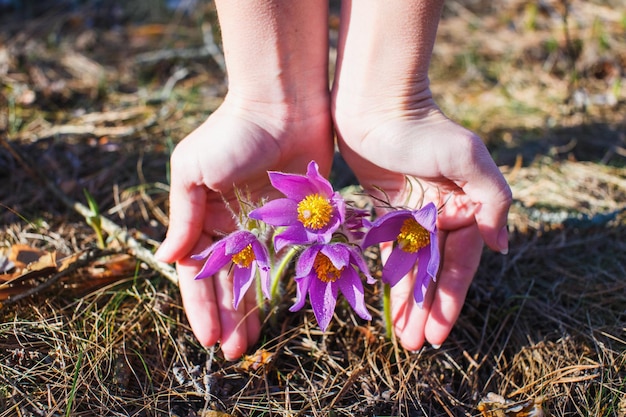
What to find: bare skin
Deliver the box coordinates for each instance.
[155,0,333,360]
[156,0,512,359]
[332,0,511,350]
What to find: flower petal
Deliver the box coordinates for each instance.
[252,241,272,299]
[224,230,257,255]
[295,246,320,277]
[306,160,334,196]
[306,226,335,246]
[249,198,299,226]
[427,236,440,280]
[361,211,411,248]
[320,243,350,270]
[413,277,430,308]
[251,240,270,265]
[412,249,432,306]
[412,202,437,232]
[337,267,372,321]
[190,241,217,260]
[289,273,312,312]
[382,246,418,286]
[193,240,230,279]
[268,171,318,201]
[326,195,347,230]
[275,224,310,252]
[346,245,376,284]
[232,265,255,309]
[309,277,338,331]
[343,206,369,242]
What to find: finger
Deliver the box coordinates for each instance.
[214,268,250,361]
[459,137,512,253]
[155,174,207,263]
[392,286,429,351]
[177,253,221,348]
[380,242,428,351]
[243,282,262,347]
[424,223,483,347]
[437,192,478,231]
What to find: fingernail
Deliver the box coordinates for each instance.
[431,343,441,350]
[497,226,509,255]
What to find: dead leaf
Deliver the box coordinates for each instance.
[0,244,58,284]
[0,245,117,302]
[477,392,545,417]
[87,254,137,279]
[0,245,59,301]
[8,244,55,270]
[237,349,274,372]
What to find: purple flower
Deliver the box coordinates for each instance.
[191,230,270,309]
[249,161,346,252]
[362,202,440,306]
[289,242,375,331]
[339,206,371,243]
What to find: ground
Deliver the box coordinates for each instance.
[0,1,625,416]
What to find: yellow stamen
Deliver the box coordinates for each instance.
[313,253,344,283]
[397,218,430,253]
[231,244,255,268]
[297,193,333,230]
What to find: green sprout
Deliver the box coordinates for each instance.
[84,189,106,249]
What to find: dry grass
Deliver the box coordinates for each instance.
[1,0,625,416]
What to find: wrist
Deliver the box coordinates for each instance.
[224,88,331,125]
[332,76,436,121]
[215,0,330,116]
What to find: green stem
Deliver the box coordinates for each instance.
[270,246,300,303]
[95,227,106,249]
[66,347,84,417]
[256,268,265,315]
[383,282,393,340]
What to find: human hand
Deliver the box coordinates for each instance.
[334,101,512,351]
[155,97,332,359]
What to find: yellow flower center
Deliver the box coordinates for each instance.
[297,193,333,230]
[231,244,255,268]
[313,253,344,283]
[397,218,430,253]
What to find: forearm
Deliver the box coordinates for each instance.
[215,0,329,111]
[334,0,444,104]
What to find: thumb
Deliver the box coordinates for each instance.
[459,141,512,254]
[155,180,207,263]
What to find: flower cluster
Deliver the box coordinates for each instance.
[192,161,440,331]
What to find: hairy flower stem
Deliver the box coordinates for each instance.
[270,246,300,303]
[256,269,265,317]
[383,283,393,340]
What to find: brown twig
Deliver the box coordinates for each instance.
[0,137,178,285]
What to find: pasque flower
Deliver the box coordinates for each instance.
[362,202,440,306]
[192,230,271,309]
[289,242,375,331]
[249,161,346,252]
[337,205,371,244]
